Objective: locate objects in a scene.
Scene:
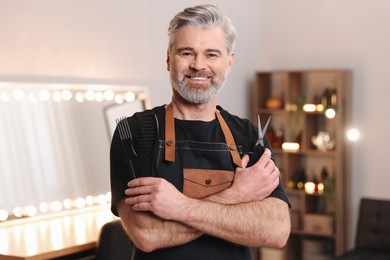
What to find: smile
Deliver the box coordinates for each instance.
[189,77,209,81]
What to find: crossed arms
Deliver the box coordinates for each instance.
[116,149,291,252]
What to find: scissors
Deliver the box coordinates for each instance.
[255,114,271,147]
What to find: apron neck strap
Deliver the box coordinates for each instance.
[215,109,243,168]
[165,103,176,162]
[164,103,242,168]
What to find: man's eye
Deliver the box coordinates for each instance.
[181,52,193,57]
[208,53,219,58]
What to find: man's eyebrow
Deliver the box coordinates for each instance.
[176,47,223,54]
[176,47,194,53]
[206,49,223,54]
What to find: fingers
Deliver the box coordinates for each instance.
[127,177,157,187]
[240,154,250,169]
[125,185,151,196]
[125,193,150,205]
[252,148,272,169]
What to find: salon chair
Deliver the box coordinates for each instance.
[95,220,133,260]
[336,198,390,259]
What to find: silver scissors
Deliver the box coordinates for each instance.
[256,114,271,147]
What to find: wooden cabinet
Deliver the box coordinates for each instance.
[252,69,352,259]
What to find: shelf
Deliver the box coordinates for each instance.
[252,69,351,259]
[290,229,336,239]
[272,148,337,157]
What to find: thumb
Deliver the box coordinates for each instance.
[240,154,250,169]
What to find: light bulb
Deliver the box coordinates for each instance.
[347,128,360,142]
[0,209,9,221]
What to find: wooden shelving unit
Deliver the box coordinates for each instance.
[252,69,352,259]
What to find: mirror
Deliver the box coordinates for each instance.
[0,82,150,220]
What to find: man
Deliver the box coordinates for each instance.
[110,4,290,260]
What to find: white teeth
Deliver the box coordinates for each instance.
[190,77,207,81]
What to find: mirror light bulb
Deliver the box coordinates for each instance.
[39,90,51,101]
[104,90,115,101]
[0,209,8,221]
[125,92,135,102]
[51,201,62,212]
[25,205,37,217]
[75,92,84,103]
[61,89,72,101]
[85,90,95,101]
[13,89,25,100]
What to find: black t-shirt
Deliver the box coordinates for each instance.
[110,105,289,260]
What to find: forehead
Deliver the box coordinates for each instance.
[172,26,227,54]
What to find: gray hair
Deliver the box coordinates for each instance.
[167,4,237,54]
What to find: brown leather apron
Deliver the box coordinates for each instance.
[155,103,242,198]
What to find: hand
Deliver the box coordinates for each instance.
[124,177,189,221]
[229,149,280,203]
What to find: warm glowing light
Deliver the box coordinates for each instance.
[25,205,38,217]
[85,90,95,101]
[63,199,73,210]
[13,89,25,100]
[39,202,49,213]
[52,91,62,102]
[303,104,316,112]
[1,192,112,222]
[347,128,360,142]
[325,108,336,119]
[51,201,63,212]
[316,104,324,112]
[97,194,108,205]
[85,196,94,206]
[61,89,72,101]
[104,89,115,101]
[0,92,10,102]
[318,183,324,194]
[304,182,316,194]
[105,192,112,202]
[282,142,300,151]
[38,90,51,101]
[75,198,86,208]
[125,92,135,102]
[75,92,84,103]
[0,209,8,221]
[13,206,23,217]
[115,94,124,104]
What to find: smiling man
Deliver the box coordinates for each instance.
[110,5,290,260]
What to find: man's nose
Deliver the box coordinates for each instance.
[190,56,207,70]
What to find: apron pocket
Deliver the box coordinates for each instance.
[183,168,234,198]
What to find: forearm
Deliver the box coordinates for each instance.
[174,197,290,248]
[117,199,202,252]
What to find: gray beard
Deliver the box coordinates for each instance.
[170,71,226,104]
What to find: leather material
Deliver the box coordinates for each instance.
[164,103,242,168]
[165,103,175,162]
[215,109,242,168]
[183,168,234,198]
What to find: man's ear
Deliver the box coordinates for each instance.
[227,52,235,74]
[166,50,171,71]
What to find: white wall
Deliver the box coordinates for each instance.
[0,0,261,118]
[258,0,390,247]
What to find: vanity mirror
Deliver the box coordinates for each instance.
[0,82,150,221]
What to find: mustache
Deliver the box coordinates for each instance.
[184,70,215,78]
